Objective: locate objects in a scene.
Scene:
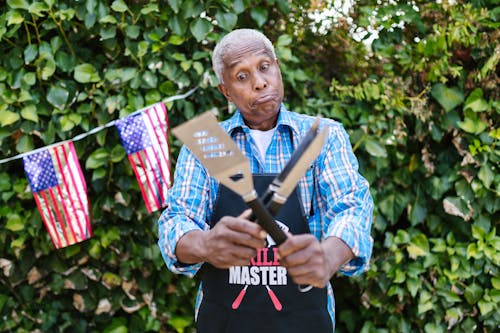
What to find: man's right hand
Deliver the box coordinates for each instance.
[176,209,267,268]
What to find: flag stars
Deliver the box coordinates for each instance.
[23,149,59,192]
[116,113,152,155]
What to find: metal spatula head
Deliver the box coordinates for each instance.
[171,112,254,199]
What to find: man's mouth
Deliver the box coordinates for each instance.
[253,94,277,106]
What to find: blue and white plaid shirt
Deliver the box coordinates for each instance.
[158,105,374,326]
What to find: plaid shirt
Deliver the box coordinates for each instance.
[158,105,374,326]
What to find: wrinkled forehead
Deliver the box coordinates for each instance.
[222,40,274,68]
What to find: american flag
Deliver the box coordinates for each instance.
[115,102,171,213]
[23,141,92,249]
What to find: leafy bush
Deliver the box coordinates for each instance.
[0,0,498,332]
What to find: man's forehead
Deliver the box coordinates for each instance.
[223,42,274,68]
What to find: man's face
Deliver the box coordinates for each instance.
[218,41,284,130]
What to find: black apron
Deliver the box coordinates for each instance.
[196,175,332,333]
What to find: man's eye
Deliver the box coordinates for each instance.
[237,73,248,81]
[261,63,270,71]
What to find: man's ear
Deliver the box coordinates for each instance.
[218,84,232,102]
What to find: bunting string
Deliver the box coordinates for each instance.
[0,88,197,249]
[0,87,197,165]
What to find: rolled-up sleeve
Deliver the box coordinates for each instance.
[318,122,374,276]
[157,146,212,277]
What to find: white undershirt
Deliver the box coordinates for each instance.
[249,127,277,163]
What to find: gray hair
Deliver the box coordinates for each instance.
[212,29,276,84]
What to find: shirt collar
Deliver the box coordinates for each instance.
[226,104,301,138]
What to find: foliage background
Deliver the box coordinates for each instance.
[0,0,498,332]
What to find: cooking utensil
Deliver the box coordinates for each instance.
[172,111,286,244]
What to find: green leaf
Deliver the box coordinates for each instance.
[168,35,185,45]
[233,0,245,13]
[7,0,29,10]
[84,12,96,28]
[364,138,387,157]
[169,315,192,333]
[214,11,237,31]
[464,98,488,113]
[86,148,109,169]
[167,0,181,13]
[492,276,500,289]
[44,0,55,9]
[431,84,464,112]
[105,67,137,84]
[111,0,128,12]
[6,10,24,25]
[478,299,495,316]
[99,15,117,24]
[142,71,157,88]
[424,323,444,333]
[183,0,203,18]
[443,197,470,220]
[407,233,429,259]
[478,164,494,188]
[140,4,158,14]
[406,277,420,297]
[16,135,33,153]
[100,25,115,38]
[55,51,76,73]
[168,15,187,35]
[47,85,69,110]
[20,105,38,123]
[125,25,140,39]
[0,110,20,127]
[29,2,49,16]
[464,283,483,304]
[138,41,149,58]
[110,145,126,163]
[23,72,36,86]
[103,317,128,333]
[457,115,487,134]
[38,55,56,80]
[277,34,293,47]
[92,168,107,181]
[409,201,427,225]
[60,114,75,131]
[74,63,100,83]
[99,227,121,248]
[251,7,268,27]
[189,18,212,42]
[102,272,122,289]
[479,45,500,80]
[6,214,24,231]
[24,45,38,63]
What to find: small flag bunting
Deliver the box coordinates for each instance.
[23,141,92,249]
[115,102,172,213]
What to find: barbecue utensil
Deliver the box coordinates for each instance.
[173,111,327,299]
[252,117,326,219]
[172,111,287,244]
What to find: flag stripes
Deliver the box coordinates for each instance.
[23,141,91,249]
[116,102,171,213]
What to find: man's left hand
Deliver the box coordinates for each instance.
[277,235,354,288]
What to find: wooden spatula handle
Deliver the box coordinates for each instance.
[245,196,287,245]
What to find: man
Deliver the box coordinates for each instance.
[158,29,373,332]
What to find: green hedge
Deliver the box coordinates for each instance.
[0,0,498,332]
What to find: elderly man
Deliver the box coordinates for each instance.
[158,29,374,332]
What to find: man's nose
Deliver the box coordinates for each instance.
[253,74,268,91]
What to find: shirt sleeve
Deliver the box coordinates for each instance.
[317,122,374,276]
[157,145,212,277]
